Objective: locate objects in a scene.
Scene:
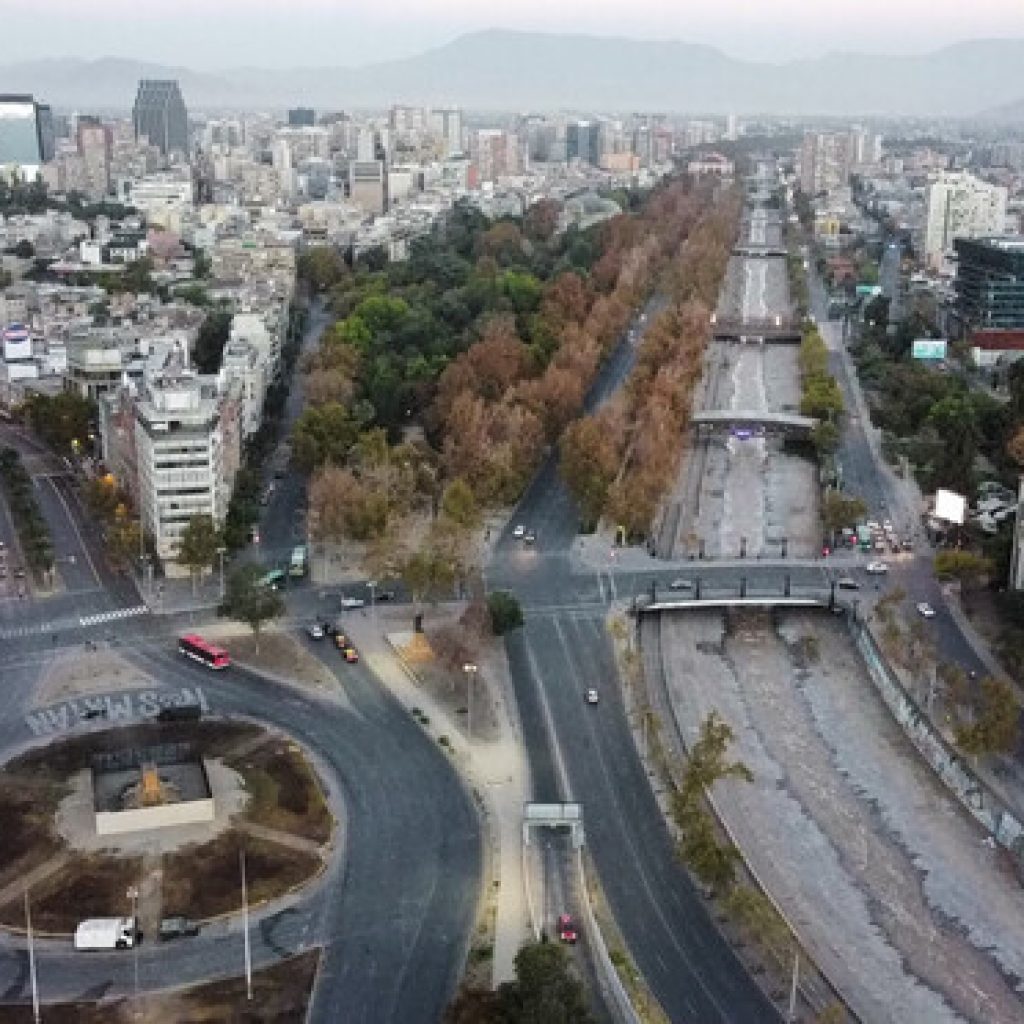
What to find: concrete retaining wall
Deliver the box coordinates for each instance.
[850,618,1024,862]
[96,798,215,835]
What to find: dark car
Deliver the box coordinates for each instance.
[158,916,199,941]
[375,589,397,602]
[557,913,577,944]
[157,704,203,723]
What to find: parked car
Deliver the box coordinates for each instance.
[916,602,936,618]
[306,623,325,640]
[340,595,365,610]
[865,562,889,575]
[585,688,599,705]
[523,529,537,544]
[334,632,350,649]
[837,577,859,590]
[513,524,525,539]
[342,645,359,664]
[158,916,199,941]
[669,578,693,590]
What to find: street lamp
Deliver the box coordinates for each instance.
[463,662,478,743]
[367,579,377,618]
[216,546,227,599]
[126,884,140,1006]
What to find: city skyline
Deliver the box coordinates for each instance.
[5,0,1024,68]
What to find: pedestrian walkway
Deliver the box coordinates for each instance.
[339,610,532,986]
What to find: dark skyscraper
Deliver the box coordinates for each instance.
[566,120,601,166]
[132,80,188,156]
[288,107,316,127]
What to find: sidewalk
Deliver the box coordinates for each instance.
[338,608,532,986]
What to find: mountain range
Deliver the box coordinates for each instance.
[2,30,1023,118]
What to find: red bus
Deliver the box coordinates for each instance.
[177,634,231,670]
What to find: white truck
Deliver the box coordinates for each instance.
[74,917,137,951]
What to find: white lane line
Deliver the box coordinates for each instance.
[40,476,101,587]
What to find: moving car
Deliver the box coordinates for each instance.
[585,688,599,705]
[513,524,525,539]
[557,913,578,944]
[158,916,199,941]
[916,602,936,618]
[334,632,350,649]
[523,529,537,544]
[307,623,325,640]
[669,578,693,590]
[837,577,859,590]
[340,595,365,609]
[865,562,889,574]
[342,645,359,664]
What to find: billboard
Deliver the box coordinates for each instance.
[856,284,882,297]
[2,324,31,362]
[934,488,967,525]
[912,338,947,361]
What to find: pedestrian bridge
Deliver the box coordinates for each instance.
[733,244,788,259]
[691,409,817,437]
[637,595,836,614]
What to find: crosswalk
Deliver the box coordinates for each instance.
[0,604,150,640]
[79,605,149,627]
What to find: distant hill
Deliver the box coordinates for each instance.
[2,30,1023,116]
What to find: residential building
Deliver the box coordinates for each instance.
[799,132,851,196]
[76,116,113,200]
[924,171,1007,269]
[954,237,1024,331]
[133,355,239,562]
[430,108,463,157]
[0,94,54,181]
[132,80,189,157]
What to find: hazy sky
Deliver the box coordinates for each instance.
[5,0,1024,68]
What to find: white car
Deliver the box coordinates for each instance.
[512,524,525,539]
[306,623,325,640]
[669,578,693,590]
[865,561,889,574]
[916,602,936,618]
[585,689,599,705]
[340,596,366,610]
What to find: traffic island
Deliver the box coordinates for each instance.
[0,721,335,935]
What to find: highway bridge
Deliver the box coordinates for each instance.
[733,244,788,258]
[691,408,818,437]
[711,316,802,343]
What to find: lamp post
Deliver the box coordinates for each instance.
[126,884,140,1006]
[25,890,39,1024]
[463,662,478,743]
[367,579,377,619]
[216,546,227,599]
[240,848,252,1000]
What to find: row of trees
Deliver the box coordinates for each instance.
[560,186,742,539]
[798,327,844,456]
[19,392,96,457]
[0,447,53,576]
[80,474,142,570]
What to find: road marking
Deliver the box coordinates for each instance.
[608,571,618,602]
[597,574,607,604]
[79,605,149,628]
[40,476,101,587]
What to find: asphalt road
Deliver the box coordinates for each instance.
[490,292,779,1022]
[0,632,481,1023]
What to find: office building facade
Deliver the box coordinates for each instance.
[954,237,1024,331]
[799,132,851,196]
[132,80,189,157]
[0,95,54,181]
[288,107,316,127]
[567,121,601,166]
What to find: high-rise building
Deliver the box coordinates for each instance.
[76,115,112,200]
[288,107,315,128]
[132,80,188,157]
[954,237,1024,332]
[798,132,851,196]
[348,159,387,215]
[924,171,1007,269]
[0,94,55,180]
[566,121,601,166]
[430,108,463,157]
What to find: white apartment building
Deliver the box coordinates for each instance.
[219,339,265,439]
[924,171,1007,269]
[799,132,851,196]
[134,364,239,562]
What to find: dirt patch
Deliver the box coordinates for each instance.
[0,949,321,1023]
[0,852,143,934]
[161,829,322,920]
[0,776,67,892]
[34,647,157,708]
[204,628,339,692]
[227,739,333,844]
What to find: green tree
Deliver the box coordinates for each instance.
[298,246,347,292]
[680,710,753,802]
[13,239,34,260]
[955,677,1020,757]
[178,514,221,595]
[926,395,978,492]
[676,802,742,892]
[219,563,285,653]
[498,942,592,1024]
[193,310,233,374]
[440,478,481,532]
[20,392,96,455]
[933,550,993,588]
[487,591,523,635]
[192,248,212,280]
[560,416,621,529]
[821,490,867,539]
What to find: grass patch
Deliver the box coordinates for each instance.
[162,830,321,920]
[0,777,67,891]
[0,852,142,934]
[228,739,333,844]
[0,949,321,1023]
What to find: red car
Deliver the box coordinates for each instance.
[557,913,577,944]
[342,645,359,664]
